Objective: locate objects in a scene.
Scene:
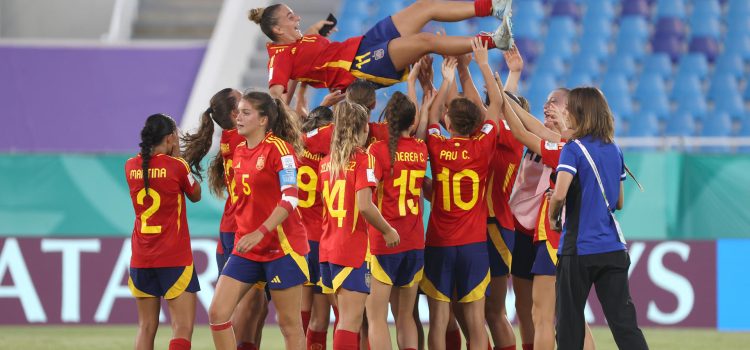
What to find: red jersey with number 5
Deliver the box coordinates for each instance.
[368,138,428,254]
[232,133,309,262]
[219,129,245,233]
[318,149,377,267]
[425,121,497,247]
[126,154,197,268]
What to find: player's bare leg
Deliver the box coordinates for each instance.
[391,0,476,36]
[367,278,394,350]
[209,276,252,350]
[461,299,489,350]
[486,275,516,349]
[388,33,476,71]
[532,275,556,350]
[395,284,420,350]
[513,276,535,347]
[134,297,160,350]
[427,298,451,350]
[270,285,305,350]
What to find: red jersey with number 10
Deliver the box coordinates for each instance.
[368,138,428,254]
[426,121,498,247]
[318,149,377,267]
[232,133,309,262]
[219,129,245,233]
[125,154,197,268]
[267,35,363,92]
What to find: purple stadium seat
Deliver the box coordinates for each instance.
[621,0,650,17]
[551,0,581,21]
[513,38,541,64]
[655,18,687,40]
[652,33,685,62]
[688,36,720,63]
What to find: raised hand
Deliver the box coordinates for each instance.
[321,90,345,107]
[503,46,524,73]
[441,56,458,84]
[471,36,489,66]
[457,52,472,67]
[408,59,423,83]
[305,20,335,36]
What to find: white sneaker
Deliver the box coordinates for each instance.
[492,15,514,51]
[492,0,513,20]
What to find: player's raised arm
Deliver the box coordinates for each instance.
[424,56,458,136]
[472,37,502,123]
[502,46,523,94]
[456,52,485,111]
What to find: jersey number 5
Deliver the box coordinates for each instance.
[393,169,425,216]
[136,188,162,234]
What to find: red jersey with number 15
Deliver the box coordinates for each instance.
[368,138,428,254]
[318,149,377,267]
[267,35,363,92]
[219,129,245,233]
[232,133,309,262]
[125,154,197,268]
[426,121,497,247]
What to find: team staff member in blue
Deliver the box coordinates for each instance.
[548,87,648,350]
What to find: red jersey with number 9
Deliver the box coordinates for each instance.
[425,121,498,247]
[297,147,326,241]
[318,149,377,267]
[232,133,309,262]
[219,129,245,233]
[368,138,428,254]
[126,154,197,268]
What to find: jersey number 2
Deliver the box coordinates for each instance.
[136,188,162,234]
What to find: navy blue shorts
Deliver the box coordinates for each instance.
[487,219,514,277]
[511,231,535,280]
[531,240,558,276]
[216,231,235,273]
[221,253,309,290]
[319,261,370,294]
[129,264,200,299]
[371,250,424,287]
[351,16,409,88]
[306,240,323,293]
[421,242,491,303]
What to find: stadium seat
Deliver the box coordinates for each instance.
[665,111,696,136]
[670,74,706,114]
[691,0,722,19]
[688,36,720,62]
[583,0,615,20]
[513,38,542,64]
[605,89,635,120]
[655,17,687,40]
[514,0,546,22]
[727,0,750,15]
[542,35,575,63]
[534,54,566,78]
[547,17,578,41]
[714,54,745,80]
[726,12,750,35]
[570,53,601,78]
[642,53,674,80]
[374,1,402,20]
[439,21,471,36]
[605,55,637,80]
[578,36,610,61]
[723,32,750,61]
[621,0,650,17]
[652,33,685,62]
[565,72,594,88]
[708,73,740,102]
[513,16,543,40]
[340,1,371,18]
[551,0,582,21]
[618,16,650,41]
[616,34,647,62]
[655,0,687,20]
[688,16,721,39]
[600,72,630,97]
[581,16,613,41]
[637,93,670,120]
[628,112,661,137]
[700,111,733,152]
[676,53,709,81]
[525,73,558,115]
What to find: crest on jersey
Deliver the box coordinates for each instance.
[256,155,266,170]
[374,49,385,60]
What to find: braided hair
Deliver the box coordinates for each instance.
[139,114,177,191]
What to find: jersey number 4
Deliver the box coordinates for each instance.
[323,179,347,228]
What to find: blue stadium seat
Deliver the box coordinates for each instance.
[525,73,558,115]
[727,0,750,15]
[726,12,750,35]
[708,73,740,101]
[581,16,613,41]
[439,21,471,36]
[637,94,670,120]
[652,33,685,62]
[714,54,744,80]
[670,74,706,115]
[642,53,674,79]
[635,75,667,100]
[547,17,578,41]
[745,82,750,101]
[616,34,647,62]
[542,36,575,62]
[676,53,709,81]
[656,0,687,20]
[600,72,630,97]
[691,0,722,19]
[606,55,637,80]
[665,111,696,136]
[374,1,402,20]
[534,54,566,78]
[565,72,594,88]
[514,38,542,64]
[606,90,635,121]
[513,17,543,40]
[551,0,582,20]
[622,0,650,17]
[618,16,650,41]
[700,111,732,152]
[688,36,720,62]
[340,1,371,18]
[628,112,661,137]
[723,32,750,61]
[583,0,615,19]
[689,16,721,39]
[655,17,687,40]
[570,53,601,78]
[514,0,546,22]
[578,36,610,61]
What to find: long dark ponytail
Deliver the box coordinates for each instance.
[301,106,334,133]
[139,114,177,191]
[384,92,416,173]
[182,88,239,196]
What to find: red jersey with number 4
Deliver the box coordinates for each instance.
[488,120,524,230]
[368,138,428,254]
[267,35,363,92]
[535,139,567,247]
[318,149,377,267]
[126,154,197,268]
[297,147,326,241]
[303,122,390,155]
[232,133,309,262]
[219,129,245,233]
[426,121,497,247]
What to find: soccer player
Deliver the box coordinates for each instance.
[366,91,434,350]
[125,113,202,350]
[249,0,514,100]
[549,87,648,350]
[318,100,400,350]
[418,38,502,350]
[181,88,269,350]
[208,91,309,350]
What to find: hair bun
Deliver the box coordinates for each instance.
[249,8,264,24]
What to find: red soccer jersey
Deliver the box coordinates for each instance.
[487,120,524,230]
[297,147,325,241]
[267,35,363,92]
[232,133,309,262]
[318,149,377,267]
[425,121,498,247]
[535,139,567,247]
[368,122,390,145]
[304,122,388,155]
[368,138,428,254]
[219,129,245,233]
[125,154,197,268]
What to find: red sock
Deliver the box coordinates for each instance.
[334,330,359,350]
[333,306,340,331]
[476,33,497,49]
[307,329,327,350]
[445,329,462,350]
[475,0,492,17]
[237,343,257,350]
[497,346,516,350]
[522,344,534,350]
[168,338,191,350]
[302,310,312,334]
